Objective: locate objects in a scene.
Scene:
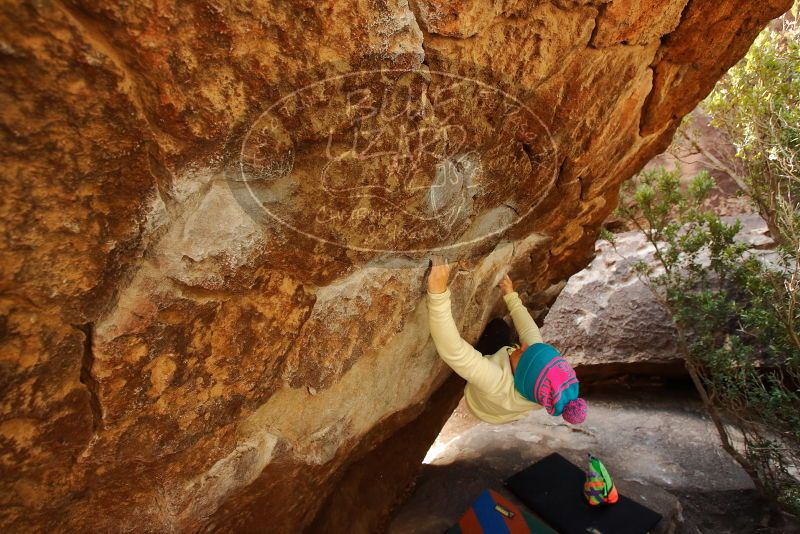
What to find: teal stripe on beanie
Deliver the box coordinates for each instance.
[513,342,587,424]
[513,343,559,403]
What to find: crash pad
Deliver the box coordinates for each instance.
[505,453,662,534]
[447,488,558,534]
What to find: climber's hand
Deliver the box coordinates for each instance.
[499,274,514,295]
[427,256,451,294]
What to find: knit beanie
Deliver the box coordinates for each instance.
[513,342,587,424]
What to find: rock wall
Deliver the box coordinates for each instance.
[0,0,791,532]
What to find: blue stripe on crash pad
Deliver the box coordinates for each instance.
[473,490,510,534]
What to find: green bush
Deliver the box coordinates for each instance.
[702,10,800,250]
[621,8,800,514]
[614,166,800,515]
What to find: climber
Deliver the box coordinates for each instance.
[426,256,587,425]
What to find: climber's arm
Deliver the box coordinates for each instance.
[503,292,543,346]
[427,289,505,393]
[499,274,543,346]
[426,257,505,393]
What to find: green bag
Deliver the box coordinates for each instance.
[584,454,618,506]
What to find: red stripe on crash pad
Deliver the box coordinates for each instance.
[459,507,482,534]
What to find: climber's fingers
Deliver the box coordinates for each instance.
[498,273,514,295]
[430,255,451,275]
[427,255,452,294]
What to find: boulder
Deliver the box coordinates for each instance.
[542,213,776,381]
[0,1,791,531]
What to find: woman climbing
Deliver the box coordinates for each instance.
[426,256,587,425]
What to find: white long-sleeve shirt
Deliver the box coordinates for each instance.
[427,289,543,423]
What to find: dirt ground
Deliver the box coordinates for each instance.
[388,387,800,533]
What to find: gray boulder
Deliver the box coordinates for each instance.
[542,213,775,380]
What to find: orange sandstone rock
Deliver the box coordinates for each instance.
[0,0,791,531]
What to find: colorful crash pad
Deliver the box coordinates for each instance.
[447,488,558,534]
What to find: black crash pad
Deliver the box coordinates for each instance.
[505,453,662,534]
